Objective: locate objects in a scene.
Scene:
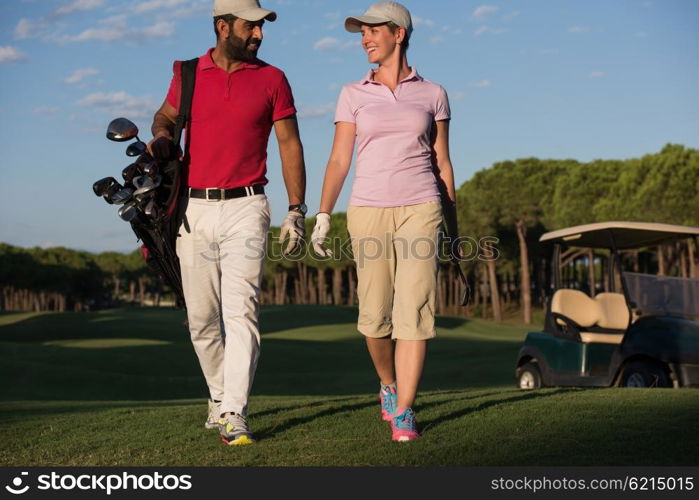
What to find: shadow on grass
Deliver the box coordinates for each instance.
[417,388,576,432]
[0,307,499,402]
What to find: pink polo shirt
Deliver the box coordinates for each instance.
[335,68,450,207]
[166,48,296,189]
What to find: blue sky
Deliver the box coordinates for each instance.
[0,0,697,253]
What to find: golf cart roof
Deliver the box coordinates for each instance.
[540,221,699,250]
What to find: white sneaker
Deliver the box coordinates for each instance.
[218,412,255,446]
[205,399,221,430]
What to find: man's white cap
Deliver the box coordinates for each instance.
[213,0,277,22]
[345,1,412,38]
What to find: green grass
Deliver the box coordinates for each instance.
[1,306,697,466]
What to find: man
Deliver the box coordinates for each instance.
[149,0,307,446]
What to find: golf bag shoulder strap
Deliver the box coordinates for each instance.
[173,57,198,147]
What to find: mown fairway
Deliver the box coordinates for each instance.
[1,307,697,466]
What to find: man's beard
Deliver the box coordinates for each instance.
[224,33,260,62]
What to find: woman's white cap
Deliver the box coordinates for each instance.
[344,2,412,38]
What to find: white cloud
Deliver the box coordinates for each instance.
[472,5,499,20]
[64,68,100,84]
[313,37,357,51]
[77,91,156,119]
[452,91,466,101]
[636,31,648,38]
[540,48,559,55]
[132,0,186,14]
[33,106,60,114]
[0,46,27,63]
[568,26,590,34]
[15,0,109,40]
[474,26,507,36]
[60,18,175,42]
[14,19,36,40]
[413,16,435,28]
[589,72,605,78]
[502,11,520,21]
[472,80,492,88]
[53,0,105,17]
[297,103,335,119]
[430,35,444,44]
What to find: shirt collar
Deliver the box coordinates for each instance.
[200,48,264,71]
[361,67,423,84]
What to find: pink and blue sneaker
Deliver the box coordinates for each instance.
[390,407,419,442]
[380,383,397,421]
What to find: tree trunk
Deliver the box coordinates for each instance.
[348,266,356,306]
[516,219,532,324]
[690,239,698,279]
[297,262,308,304]
[308,273,318,304]
[113,274,120,300]
[486,259,502,322]
[129,281,136,302]
[317,268,327,305]
[679,241,688,278]
[138,277,146,306]
[332,268,343,305]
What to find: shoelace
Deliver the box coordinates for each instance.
[393,409,416,430]
[381,387,396,413]
[225,413,248,430]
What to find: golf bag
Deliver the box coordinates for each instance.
[130,57,198,309]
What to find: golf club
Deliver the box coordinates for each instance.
[110,187,134,205]
[143,162,159,179]
[126,141,147,157]
[133,175,162,196]
[92,177,117,197]
[118,201,139,222]
[122,163,142,184]
[106,117,140,143]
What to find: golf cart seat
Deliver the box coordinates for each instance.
[551,289,625,345]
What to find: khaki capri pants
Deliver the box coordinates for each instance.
[347,201,442,341]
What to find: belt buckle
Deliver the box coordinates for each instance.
[205,188,224,201]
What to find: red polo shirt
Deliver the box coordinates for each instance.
[166,48,296,189]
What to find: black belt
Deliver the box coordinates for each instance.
[188,185,264,200]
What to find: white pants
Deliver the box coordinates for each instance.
[176,194,270,416]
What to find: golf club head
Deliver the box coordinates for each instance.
[106,118,139,142]
[92,177,117,197]
[104,181,124,205]
[110,187,134,205]
[126,140,147,157]
[122,163,142,183]
[144,199,158,219]
[143,162,159,179]
[133,174,162,196]
[118,201,139,222]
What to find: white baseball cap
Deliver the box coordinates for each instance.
[212,0,277,22]
[345,1,412,38]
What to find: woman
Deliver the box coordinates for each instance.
[311,1,457,442]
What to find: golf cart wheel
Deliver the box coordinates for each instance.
[518,363,542,390]
[621,360,671,388]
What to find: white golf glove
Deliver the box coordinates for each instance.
[311,212,333,257]
[279,210,305,255]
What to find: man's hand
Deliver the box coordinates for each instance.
[279,210,305,255]
[311,213,333,257]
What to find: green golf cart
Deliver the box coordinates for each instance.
[516,222,699,389]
